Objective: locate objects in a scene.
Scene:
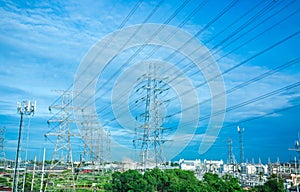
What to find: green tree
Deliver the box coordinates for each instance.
[202,172,224,191]
[143,168,162,191]
[111,170,147,192]
[222,174,244,192]
[202,173,244,192]
[250,174,285,192]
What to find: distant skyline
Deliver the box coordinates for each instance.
[0,0,300,163]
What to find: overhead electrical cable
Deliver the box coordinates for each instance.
[166,80,300,130]
[96,0,292,116]
[94,0,240,115]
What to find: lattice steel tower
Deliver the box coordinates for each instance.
[45,90,78,191]
[237,126,245,164]
[133,63,167,169]
[0,126,5,165]
[227,138,237,164]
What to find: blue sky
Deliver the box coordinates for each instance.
[1,0,300,163]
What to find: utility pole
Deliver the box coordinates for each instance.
[12,100,35,192]
[295,157,299,192]
[40,148,46,192]
[30,156,36,191]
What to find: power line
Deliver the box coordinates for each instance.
[168,29,300,103]
[94,0,239,116]
[222,103,300,129]
[48,0,145,109]
[95,0,296,119]
[167,80,300,129]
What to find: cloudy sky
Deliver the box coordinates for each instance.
[1,0,300,163]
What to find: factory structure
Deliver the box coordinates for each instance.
[177,157,299,190]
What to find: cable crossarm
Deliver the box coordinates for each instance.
[98,52,300,128]
[104,76,300,132]
[78,0,199,113]
[77,1,294,116]
[47,1,162,150]
[82,14,298,154]
[74,0,168,111]
[94,1,209,116]
[48,1,300,150]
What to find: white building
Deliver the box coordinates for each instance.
[203,159,224,173]
[223,164,238,173]
[179,159,201,171]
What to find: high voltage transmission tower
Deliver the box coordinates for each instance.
[80,113,109,174]
[45,90,79,191]
[227,138,237,164]
[133,63,168,169]
[237,126,245,164]
[0,126,5,167]
[289,133,300,163]
[106,129,111,169]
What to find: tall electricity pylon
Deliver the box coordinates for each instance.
[227,138,237,164]
[45,90,78,191]
[133,63,167,169]
[0,126,5,166]
[289,133,300,163]
[80,113,109,174]
[237,126,245,164]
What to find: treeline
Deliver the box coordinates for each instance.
[104,168,242,192]
[103,168,285,192]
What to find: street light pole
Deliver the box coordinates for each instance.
[12,100,35,192]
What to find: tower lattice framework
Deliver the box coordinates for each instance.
[45,90,78,191]
[0,126,5,166]
[133,63,168,169]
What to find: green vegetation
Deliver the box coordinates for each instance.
[249,174,285,192]
[0,168,285,191]
[106,169,244,192]
[105,169,285,192]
